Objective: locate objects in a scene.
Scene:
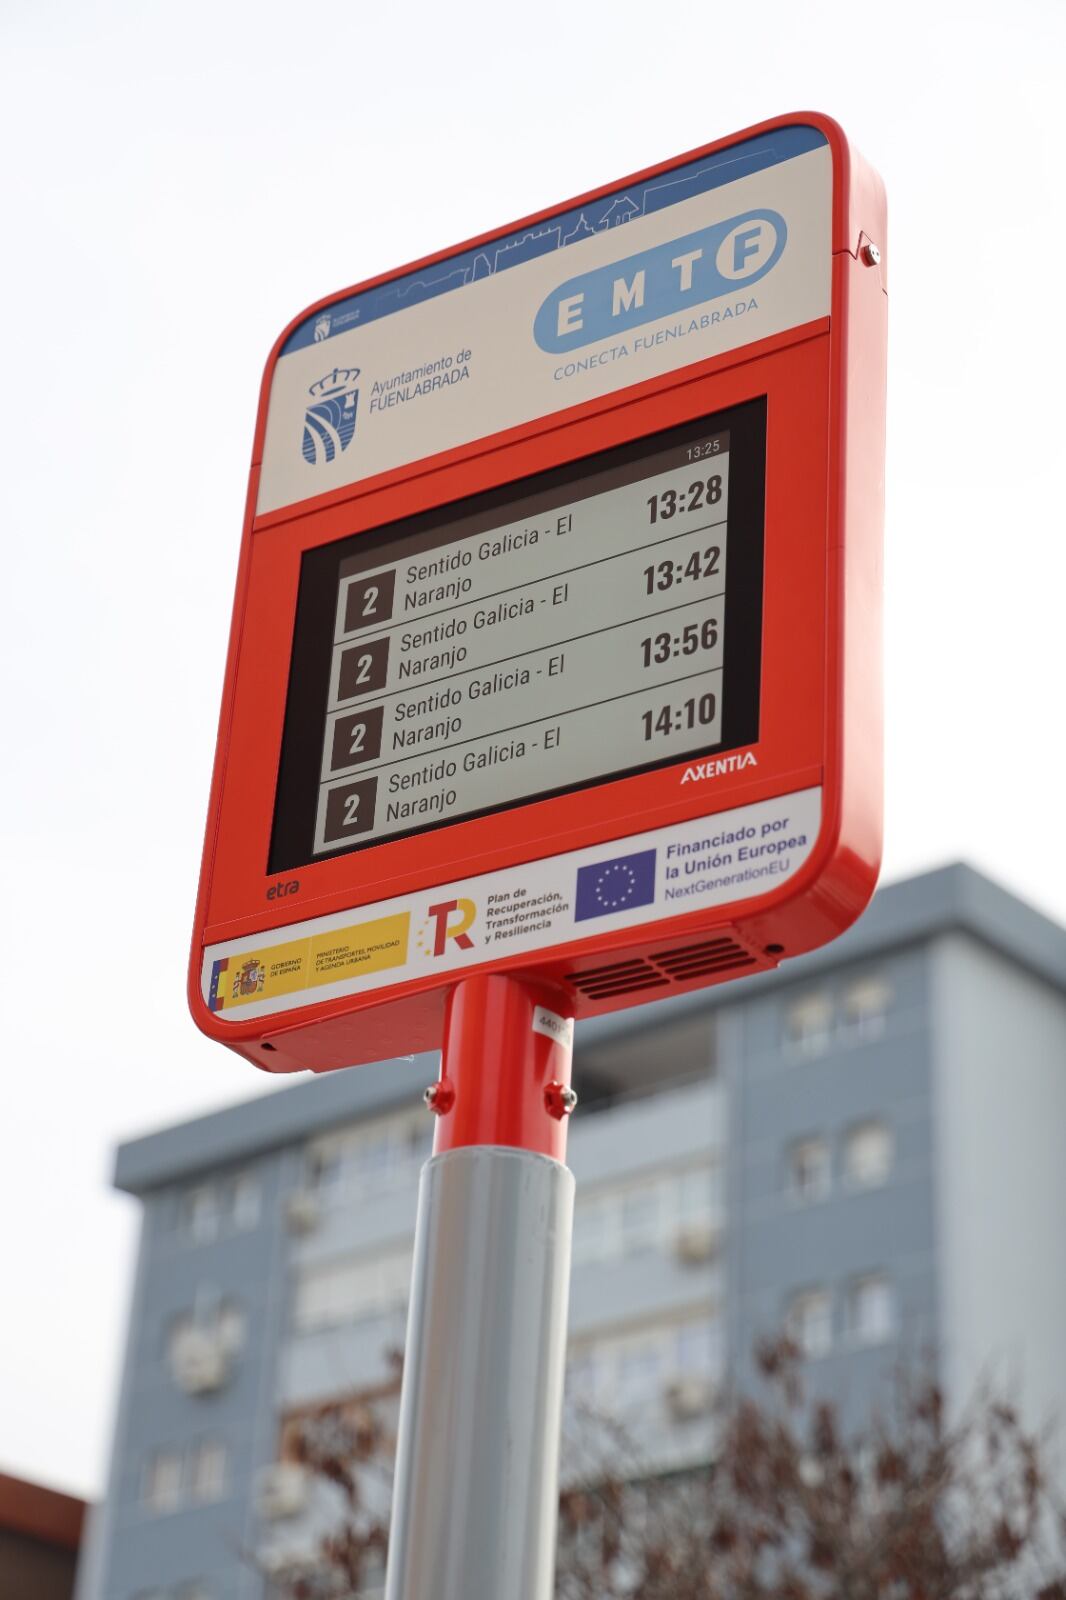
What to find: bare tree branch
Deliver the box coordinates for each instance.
[268,1337,1066,1600]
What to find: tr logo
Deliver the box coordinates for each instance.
[302,366,360,465]
[418,898,477,959]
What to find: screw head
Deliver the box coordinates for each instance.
[423,1081,455,1115]
[544,1081,578,1120]
[861,241,881,267]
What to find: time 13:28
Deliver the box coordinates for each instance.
[647,474,722,524]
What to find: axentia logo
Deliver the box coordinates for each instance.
[302,366,360,466]
[533,209,787,353]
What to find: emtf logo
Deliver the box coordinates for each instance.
[533,209,786,353]
[302,366,360,465]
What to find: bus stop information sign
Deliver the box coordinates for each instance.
[190,113,887,1600]
[189,112,887,1076]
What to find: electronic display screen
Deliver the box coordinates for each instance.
[270,399,766,872]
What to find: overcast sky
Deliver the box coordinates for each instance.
[2,0,1064,1500]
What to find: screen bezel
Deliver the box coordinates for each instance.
[201,329,832,944]
[269,400,767,873]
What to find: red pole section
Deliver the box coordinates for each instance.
[427,974,576,1158]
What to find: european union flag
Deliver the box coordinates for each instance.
[574,848,657,922]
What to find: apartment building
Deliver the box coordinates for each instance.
[76,863,1066,1599]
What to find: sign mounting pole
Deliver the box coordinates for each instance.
[384,974,576,1600]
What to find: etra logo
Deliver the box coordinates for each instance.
[416,898,477,959]
[302,366,360,465]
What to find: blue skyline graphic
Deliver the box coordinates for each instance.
[280,125,826,358]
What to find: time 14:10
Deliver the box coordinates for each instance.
[647,475,722,523]
[642,692,717,740]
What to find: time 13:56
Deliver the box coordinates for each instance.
[640,615,719,667]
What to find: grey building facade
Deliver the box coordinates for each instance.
[77,864,1066,1600]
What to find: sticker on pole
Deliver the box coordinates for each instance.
[532,1009,574,1053]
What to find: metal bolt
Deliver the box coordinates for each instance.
[861,241,881,267]
[423,1081,455,1115]
[544,1081,578,1121]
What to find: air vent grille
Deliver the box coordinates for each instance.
[566,935,757,1000]
[566,958,669,1000]
[653,937,756,981]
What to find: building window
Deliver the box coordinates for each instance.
[293,1245,413,1334]
[787,1137,831,1203]
[216,1299,247,1354]
[188,1439,227,1503]
[170,1290,246,1351]
[179,1172,260,1244]
[304,1111,431,1200]
[143,1439,230,1516]
[784,993,834,1057]
[620,1180,662,1256]
[565,1350,598,1408]
[843,1121,894,1188]
[182,1186,221,1245]
[231,1173,261,1230]
[674,1316,723,1376]
[571,1194,614,1267]
[565,1313,722,1420]
[678,1165,718,1226]
[617,1333,666,1406]
[570,1163,721,1268]
[167,1295,245,1392]
[846,1274,895,1345]
[841,975,893,1041]
[787,1289,833,1359]
[143,1449,184,1513]
[305,1143,340,1188]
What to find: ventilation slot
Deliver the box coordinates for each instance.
[565,957,671,1000]
[566,937,758,1002]
[652,937,756,982]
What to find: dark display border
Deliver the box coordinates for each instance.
[269,398,767,873]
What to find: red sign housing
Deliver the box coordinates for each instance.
[189,112,887,1074]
